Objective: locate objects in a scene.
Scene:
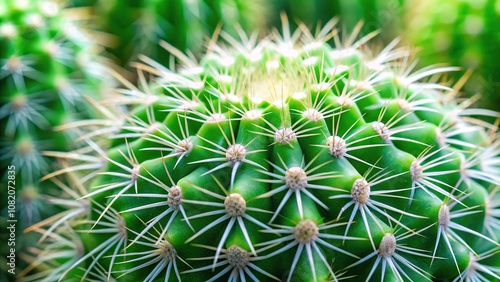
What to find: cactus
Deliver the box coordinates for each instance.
[22,18,500,282]
[403,0,500,110]
[89,0,267,70]
[0,0,113,277]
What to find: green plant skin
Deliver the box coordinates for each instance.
[22,18,500,282]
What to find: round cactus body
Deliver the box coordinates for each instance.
[23,20,500,282]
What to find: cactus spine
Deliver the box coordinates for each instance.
[22,19,500,282]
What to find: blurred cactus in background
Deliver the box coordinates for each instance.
[403,0,500,110]
[88,0,267,74]
[267,0,404,44]
[0,0,113,278]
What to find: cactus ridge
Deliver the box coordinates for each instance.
[21,19,500,282]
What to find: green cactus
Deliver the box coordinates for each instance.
[403,0,500,110]
[21,19,500,282]
[0,0,113,277]
[89,0,267,71]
